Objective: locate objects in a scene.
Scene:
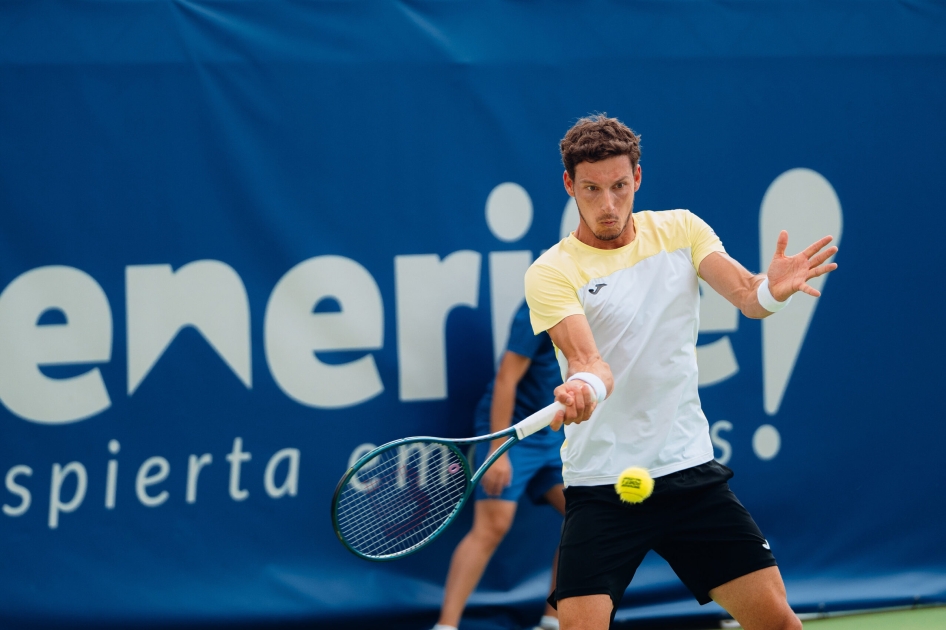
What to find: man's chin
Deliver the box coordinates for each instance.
[594,227,624,241]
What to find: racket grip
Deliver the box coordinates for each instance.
[513,401,565,440]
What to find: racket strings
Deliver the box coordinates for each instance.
[335,441,469,559]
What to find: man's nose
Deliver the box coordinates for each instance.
[603,190,617,211]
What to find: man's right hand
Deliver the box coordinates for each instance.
[551,380,598,430]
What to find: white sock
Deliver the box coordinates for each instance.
[432,625,458,630]
[539,615,560,630]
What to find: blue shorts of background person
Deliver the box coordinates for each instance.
[473,396,564,504]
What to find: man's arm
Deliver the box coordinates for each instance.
[699,231,838,319]
[545,314,613,430]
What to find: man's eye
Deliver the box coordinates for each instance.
[615,182,625,189]
[587,186,597,191]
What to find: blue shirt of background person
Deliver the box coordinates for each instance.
[474,301,564,449]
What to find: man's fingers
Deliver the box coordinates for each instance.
[802,235,834,259]
[774,230,788,257]
[554,389,573,409]
[551,411,564,431]
[808,246,839,268]
[554,389,579,425]
[554,381,599,427]
[798,282,822,297]
[807,262,838,280]
[571,389,585,418]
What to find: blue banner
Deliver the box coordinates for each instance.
[1,1,945,628]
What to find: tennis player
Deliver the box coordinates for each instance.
[524,115,838,630]
[432,300,566,630]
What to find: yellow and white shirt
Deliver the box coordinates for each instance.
[525,209,725,486]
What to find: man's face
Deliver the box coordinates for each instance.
[564,155,642,246]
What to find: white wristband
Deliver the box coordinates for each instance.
[757,277,792,313]
[567,372,607,403]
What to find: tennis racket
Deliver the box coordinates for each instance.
[330,398,571,561]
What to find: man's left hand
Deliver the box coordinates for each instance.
[766,230,839,302]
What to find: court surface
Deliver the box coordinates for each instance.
[801,606,946,629]
[698,605,946,629]
[608,605,946,629]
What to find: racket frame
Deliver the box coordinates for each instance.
[331,399,567,561]
[330,425,520,562]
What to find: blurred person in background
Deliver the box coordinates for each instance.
[432,300,566,630]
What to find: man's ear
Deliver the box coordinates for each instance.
[563,170,575,196]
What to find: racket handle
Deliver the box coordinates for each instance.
[513,401,565,440]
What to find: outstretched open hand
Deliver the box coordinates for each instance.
[766,230,839,302]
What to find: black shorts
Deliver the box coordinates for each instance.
[550,460,776,613]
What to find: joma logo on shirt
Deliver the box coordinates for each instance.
[589,283,607,294]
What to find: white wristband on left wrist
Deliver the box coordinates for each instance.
[757,277,792,313]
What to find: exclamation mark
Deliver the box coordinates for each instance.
[756,169,842,461]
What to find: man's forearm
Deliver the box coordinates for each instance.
[699,253,777,320]
[548,314,615,397]
[738,274,775,320]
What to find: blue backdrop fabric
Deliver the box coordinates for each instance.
[1,1,945,628]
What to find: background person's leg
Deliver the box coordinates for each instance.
[436,499,517,628]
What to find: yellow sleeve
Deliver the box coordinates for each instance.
[686,211,726,272]
[524,262,585,334]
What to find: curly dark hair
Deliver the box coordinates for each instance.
[560,114,641,179]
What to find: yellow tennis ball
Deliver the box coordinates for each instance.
[614,467,654,504]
